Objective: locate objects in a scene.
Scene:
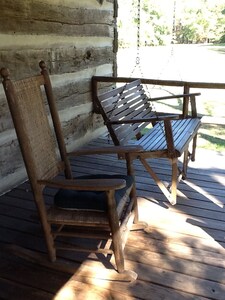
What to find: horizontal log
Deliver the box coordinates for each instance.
[0,34,112,50]
[0,133,23,178]
[62,113,100,141]
[1,1,113,25]
[0,47,114,79]
[1,18,113,38]
[0,114,13,133]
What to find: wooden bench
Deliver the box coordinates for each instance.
[92,78,202,205]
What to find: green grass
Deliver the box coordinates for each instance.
[198,124,225,152]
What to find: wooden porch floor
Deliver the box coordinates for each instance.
[0,137,225,300]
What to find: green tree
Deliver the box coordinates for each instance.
[117,0,225,47]
[118,0,172,47]
[142,0,171,46]
[218,7,225,43]
[175,0,225,43]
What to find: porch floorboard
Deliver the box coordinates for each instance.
[0,137,225,300]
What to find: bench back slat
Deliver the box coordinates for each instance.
[113,124,137,144]
[97,79,153,144]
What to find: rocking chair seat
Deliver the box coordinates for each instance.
[54,174,134,212]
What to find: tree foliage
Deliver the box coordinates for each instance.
[118,0,225,47]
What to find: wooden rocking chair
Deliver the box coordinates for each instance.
[0,62,143,279]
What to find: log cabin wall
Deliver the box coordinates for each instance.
[0,0,118,195]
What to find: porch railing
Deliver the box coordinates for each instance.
[92,76,225,125]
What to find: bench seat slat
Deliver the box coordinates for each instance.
[173,119,201,153]
[133,118,201,155]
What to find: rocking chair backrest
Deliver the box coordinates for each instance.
[0,62,71,186]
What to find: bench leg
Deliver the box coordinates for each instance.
[170,158,178,205]
[139,156,178,205]
[191,134,198,161]
[182,149,189,180]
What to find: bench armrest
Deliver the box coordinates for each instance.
[108,114,179,125]
[150,93,200,118]
[149,92,201,102]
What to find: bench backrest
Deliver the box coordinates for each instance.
[97,79,154,145]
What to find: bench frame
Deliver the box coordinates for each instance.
[92,76,201,205]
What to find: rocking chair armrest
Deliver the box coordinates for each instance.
[38,178,126,191]
[67,145,143,157]
[108,114,179,125]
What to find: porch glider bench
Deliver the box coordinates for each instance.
[92,78,201,205]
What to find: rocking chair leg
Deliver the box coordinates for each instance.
[112,235,125,273]
[125,153,139,224]
[129,185,139,224]
[35,193,56,262]
[106,190,125,273]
